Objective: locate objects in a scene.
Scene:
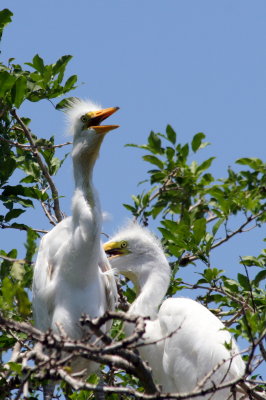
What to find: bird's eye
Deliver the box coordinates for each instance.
[80,115,87,123]
[120,241,128,248]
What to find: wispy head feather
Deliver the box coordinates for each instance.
[64,98,102,136]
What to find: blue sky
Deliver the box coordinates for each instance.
[1,0,265,377]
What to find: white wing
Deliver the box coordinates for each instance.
[32,217,72,332]
[158,297,245,398]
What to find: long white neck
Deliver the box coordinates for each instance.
[128,255,170,320]
[67,137,103,281]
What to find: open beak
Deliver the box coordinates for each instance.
[103,241,130,259]
[86,106,120,134]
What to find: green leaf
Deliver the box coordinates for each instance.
[142,155,164,169]
[253,270,266,286]
[7,362,23,375]
[236,157,264,169]
[148,131,162,154]
[63,75,78,92]
[212,218,224,236]
[0,71,16,97]
[237,273,250,290]
[31,54,45,73]
[203,268,222,283]
[180,143,189,159]
[52,55,72,75]
[14,75,27,108]
[191,132,206,152]
[0,9,13,41]
[55,96,78,110]
[5,209,25,222]
[123,203,137,213]
[193,218,206,244]
[196,157,215,173]
[166,125,176,144]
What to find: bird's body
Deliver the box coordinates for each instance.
[104,222,246,399]
[32,99,118,376]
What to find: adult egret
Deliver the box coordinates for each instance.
[104,222,246,399]
[32,99,119,377]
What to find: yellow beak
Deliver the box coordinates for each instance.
[103,241,130,258]
[86,106,120,134]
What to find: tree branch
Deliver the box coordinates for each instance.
[10,109,63,223]
[0,135,72,150]
[180,211,264,264]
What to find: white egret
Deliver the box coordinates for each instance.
[104,222,246,399]
[32,99,119,377]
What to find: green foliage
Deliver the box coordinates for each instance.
[0,8,265,399]
[0,9,12,41]
[124,125,266,391]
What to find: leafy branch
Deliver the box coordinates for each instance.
[10,109,63,223]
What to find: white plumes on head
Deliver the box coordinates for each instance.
[65,98,102,136]
[110,220,164,254]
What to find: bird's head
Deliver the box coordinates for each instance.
[66,98,119,172]
[66,98,119,138]
[103,222,171,287]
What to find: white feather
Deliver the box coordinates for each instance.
[65,98,102,136]
[105,222,246,399]
[32,99,117,379]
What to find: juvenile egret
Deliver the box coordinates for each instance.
[32,99,119,376]
[104,222,246,399]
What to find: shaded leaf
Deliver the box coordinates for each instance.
[166,125,176,144]
[142,155,164,169]
[5,209,25,222]
[191,132,205,152]
[237,273,250,290]
[0,8,13,40]
[31,54,45,73]
[0,71,16,97]
[14,75,27,108]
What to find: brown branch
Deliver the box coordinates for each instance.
[0,135,72,150]
[181,281,253,312]
[0,223,48,234]
[180,211,264,264]
[0,313,264,399]
[41,201,57,226]
[223,304,248,327]
[80,312,158,393]
[10,109,63,223]
[0,254,28,264]
[0,312,159,394]
[57,368,259,400]
[210,212,263,251]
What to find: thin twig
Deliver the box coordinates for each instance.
[0,134,72,150]
[180,211,264,264]
[181,281,254,312]
[41,202,57,226]
[0,254,28,264]
[0,223,48,234]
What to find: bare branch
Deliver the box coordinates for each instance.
[41,201,57,226]
[0,222,48,234]
[210,212,263,251]
[180,211,264,264]
[0,254,29,264]
[181,281,253,312]
[0,135,72,150]
[0,312,264,399]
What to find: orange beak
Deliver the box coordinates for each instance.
[85,106,120,134]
